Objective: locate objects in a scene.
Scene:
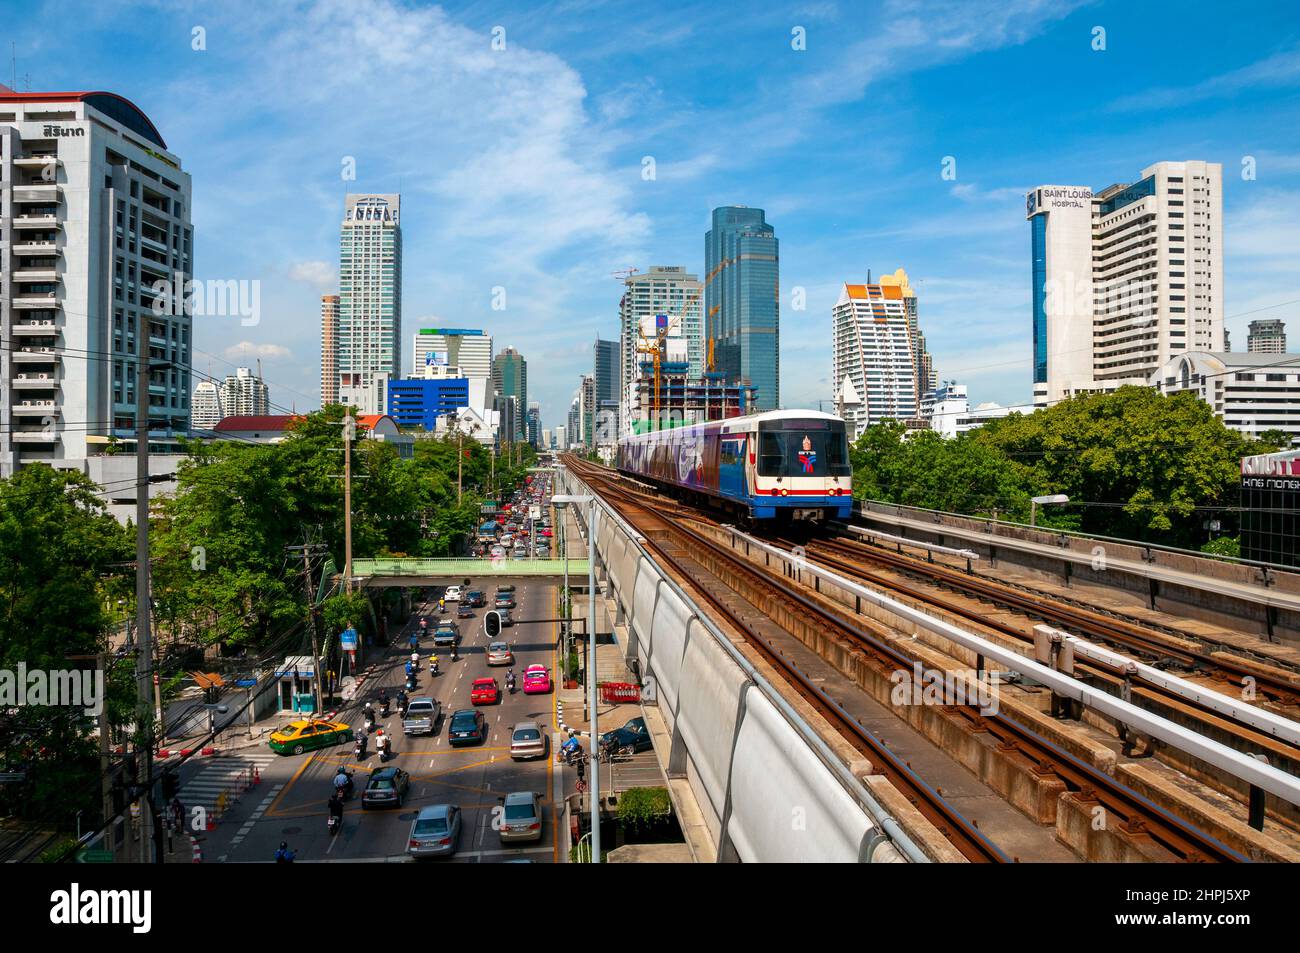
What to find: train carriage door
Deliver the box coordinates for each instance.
[720,434,748,499]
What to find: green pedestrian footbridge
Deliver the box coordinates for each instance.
[349,557,590,587]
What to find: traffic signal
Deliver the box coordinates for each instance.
[161,769,178,800]
[485,611,502,639]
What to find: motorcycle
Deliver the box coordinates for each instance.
[506,674,517,695]
[354,735,367,761]
[327,813,341,836]
[380,697,391,718]
[377,738,392,763]
[430,658,440,677]
[334,772,354,800]
[363,713,376,733]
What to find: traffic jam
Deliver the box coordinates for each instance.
[261,472,563,862]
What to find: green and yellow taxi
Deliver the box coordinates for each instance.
[268,719,353,756]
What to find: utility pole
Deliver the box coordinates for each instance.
[289,538,326,714]
[134,356,162,863]
[343,414,355,593]
[457,428,464,504]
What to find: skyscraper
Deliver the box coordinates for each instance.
[0,89,193,475]
[492,347,528,441]
[414,327,493,421]
[220,366,270,417]
[1026,161,1223,407]
[705,206,779,410]
[320,294,339,407]
[832,278,925,437]
[618,267,704,405]
[338,194,401,414]
[1247,319,1287,354]
[191,380,223,430]
[527,401,541,447]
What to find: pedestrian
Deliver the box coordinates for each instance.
[169,797,184,833]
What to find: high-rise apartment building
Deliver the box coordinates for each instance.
[220,366,270,417]
[1,89,193,475]
[337,194,401,414]
[320,294,339,406]
[492,347,527,441]
[578,374,595,449]
[832,278,928,437]
[567,395,580,450]
[705,207,779,410]
[618,267,704,400]
[1247,319,1287,354]
[413,327,493,379]
[1027,161,1223,407]
[526,401,541,447]
[191,379,223,430]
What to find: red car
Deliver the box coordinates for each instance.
[522,665,551,695]
[471,678,500,705]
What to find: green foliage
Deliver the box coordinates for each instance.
[1200,536,1241,558]
[0,465,132,826]
[852,388,1269,548]
[616,786,672,831]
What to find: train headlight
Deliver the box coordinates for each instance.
[780,487,789,497]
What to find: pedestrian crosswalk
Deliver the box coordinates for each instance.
[176,751,279,816]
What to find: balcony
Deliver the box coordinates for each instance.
[12,346,61,364]
[12,240,59,257]
[10,319,59,337]
[10,213,59,229]
[12,184,61,204]
[12,268,58,281]
[12,155,59,169]
[11,372,59,390]
[11,431,59,444]
[10,292,61,310]
[12,400,58,417]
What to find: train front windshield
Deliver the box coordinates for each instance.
[757,419,851,477]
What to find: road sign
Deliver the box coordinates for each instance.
[76,850,114,863]
[340,627,358,651]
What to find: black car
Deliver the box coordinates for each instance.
[465,590,487,608]
[599,716,652,754]
[457,604,475,619]
[447,709,486,747]
[362,766,410,809]
[494,593,516,610]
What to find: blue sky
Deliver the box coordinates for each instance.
[6,0,1300,427]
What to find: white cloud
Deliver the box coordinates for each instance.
[1110,48,1300,113]
[223,341,293,362]
[288,260,336,291]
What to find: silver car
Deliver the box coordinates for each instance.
[509,722,547,761]
[487,641,514,666]
[499,790,543,843]
[407,804,461,858]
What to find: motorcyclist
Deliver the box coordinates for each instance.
[409,632,420,651]
[405,659,414,678]
[328,792,344,820]
[560,731,582,763]
[505,669,517,693]
[429,654,439,676]
[449,642,458,662]
[376,728,391,759]
[379,688,390,715]
[333,765,353,797]
[355,728,367,756]
[410,651,420,667]
[275,841,295,863]
[396,689,409,717]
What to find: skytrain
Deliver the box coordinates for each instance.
[616,409,853,521]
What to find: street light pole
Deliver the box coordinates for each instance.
[553,492,599,861]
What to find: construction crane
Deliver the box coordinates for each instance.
[611,266,639,281]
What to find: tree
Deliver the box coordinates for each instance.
[972,388,1258,545]
[0,466,132,825]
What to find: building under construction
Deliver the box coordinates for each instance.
[623,359,757,434]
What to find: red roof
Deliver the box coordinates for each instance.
[213,415,304,432]
[0,90,167,149]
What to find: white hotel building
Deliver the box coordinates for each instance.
[1027,161,1223,408]
[0,88,193,476]
[831,276,925,438]
[337,193,401,415]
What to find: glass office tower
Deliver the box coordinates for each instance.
[705,206,779,411]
